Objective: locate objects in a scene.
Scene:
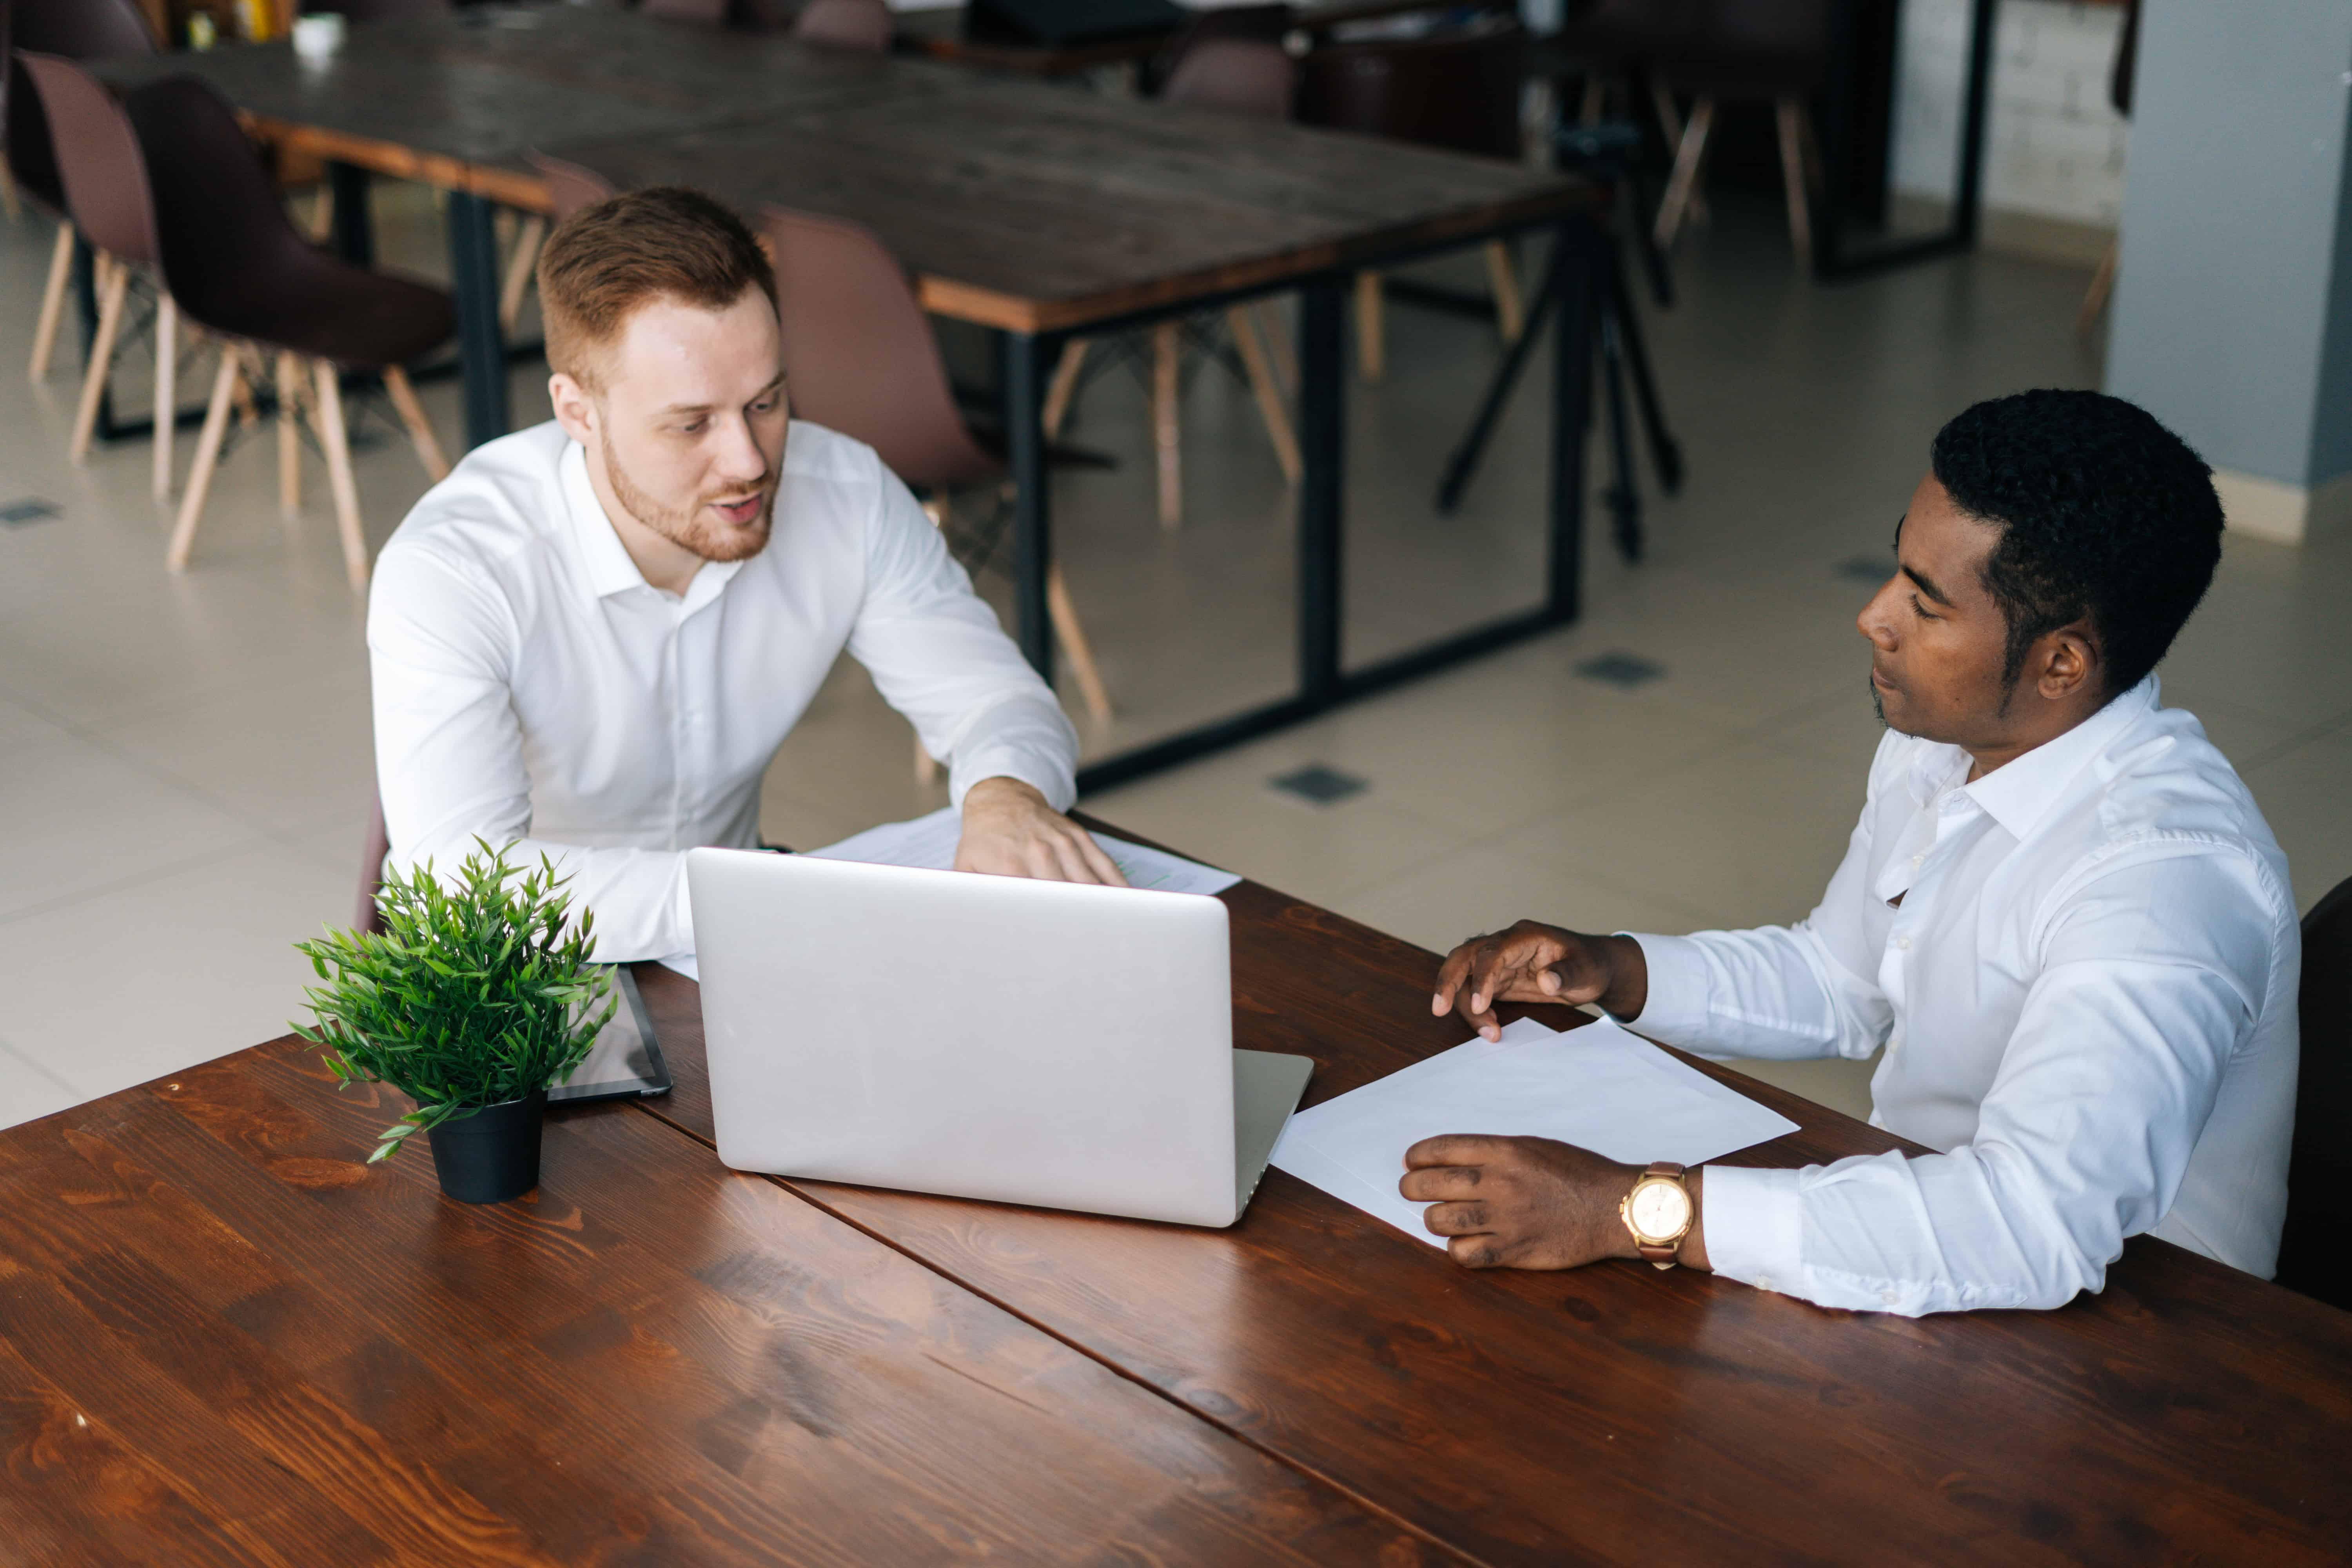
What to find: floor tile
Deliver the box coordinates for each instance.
[0,842,353,1102]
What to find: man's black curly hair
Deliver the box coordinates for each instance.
[1929,389,2223,698]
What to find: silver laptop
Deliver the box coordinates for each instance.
[685,847,1314,1228]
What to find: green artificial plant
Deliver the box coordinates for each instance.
[294,841,616,1163]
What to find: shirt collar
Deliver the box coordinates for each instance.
[557,439,747,606]
[1957,674,2160,840]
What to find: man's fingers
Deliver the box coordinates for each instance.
[1448,1235,1507,1269]
[1075,832,1127,887]
[1421,1201,1491,1237]
[1404,1134,1505,1169]
[1044,833,1100,886]
[1398,1164,1482,1201]
[1432,941,1480,1016]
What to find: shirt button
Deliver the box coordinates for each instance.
[1910,853,1925,868]
[1895,936,1911,951]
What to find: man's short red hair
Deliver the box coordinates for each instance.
[536,186,777,391]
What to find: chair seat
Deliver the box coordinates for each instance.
[189,249,455,370]
[1657,49,1824,98]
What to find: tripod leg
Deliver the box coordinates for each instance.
[1599,299,1640,564]
[1436,232,1570,515]
[1603,240,1683,494]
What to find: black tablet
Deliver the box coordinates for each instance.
[548,967,672,1103]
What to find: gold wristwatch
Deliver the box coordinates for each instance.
[1620,1161,1694,1269]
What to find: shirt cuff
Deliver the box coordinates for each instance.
[1700,1163,1804,1297]
[949,739,1077,812]
[1618,932,1714,1043]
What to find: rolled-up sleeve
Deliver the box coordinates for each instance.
[1704,844,2283,1316]
[368,542,693,960]
[846,470,1078,810]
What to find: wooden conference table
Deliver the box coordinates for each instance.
[5,818,2350,1565]
[100,4,1600,793]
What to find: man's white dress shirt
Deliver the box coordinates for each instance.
[368,419,1078,962]
[1628,677,2299,1315]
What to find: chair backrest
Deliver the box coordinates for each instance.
[358,791,390,935]
[760,207,999,492]
[527,151,617,221]
[1164,37,1293,120]
[301,0,450,20]
[9,0,155,58]
[1295,15,1526,161]
[5,52,67,214]
[2277,875,2352,1310]
[16,51,156,264]
[792,0,890,51]
[121,74,317,339]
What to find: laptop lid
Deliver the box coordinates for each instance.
[688,847,1242,1227]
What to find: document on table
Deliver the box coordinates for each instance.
[659,808,1241,980]
[1269,1015,1800,1247]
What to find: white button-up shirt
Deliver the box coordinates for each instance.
[368,420,1078,962]
[1629,677,2299,1315]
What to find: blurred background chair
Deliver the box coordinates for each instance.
[1045,30,1302,528]
[1295,13,1530,383]
[2076,0,2137,334]
[1649,0,1830,270]
[6,0,156,385]
[2276,874,2352,1313]
[792,0,891,50]
[16,51,181,497]
[127,74,454,591]
[759,206,1114,759]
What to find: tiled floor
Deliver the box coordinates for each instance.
[4,185,2347,1134]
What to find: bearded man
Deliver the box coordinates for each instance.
[369,187,1120,967]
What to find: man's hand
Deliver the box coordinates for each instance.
[1399,1136,1708,1271]
[954,777,1127,886]
[1432,920,1648,1040]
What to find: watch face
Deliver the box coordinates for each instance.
[1628,1179,1691,1241]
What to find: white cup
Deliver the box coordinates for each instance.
[292,13,346,61]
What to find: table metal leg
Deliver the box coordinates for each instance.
[1002,328,1052,682]
[1297,276,1345,705]
[445,191,508,450]
[328,161,373,266]
[1548,220,1600,622]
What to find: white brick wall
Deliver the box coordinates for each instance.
[1893,0,2130,227]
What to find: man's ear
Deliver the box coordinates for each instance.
[2035,621,2100,703]
[548,371,598,451]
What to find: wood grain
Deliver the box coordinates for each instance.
[0,1033,1442,1566]
[626,815,2352,1567]
[93,6,1587,332]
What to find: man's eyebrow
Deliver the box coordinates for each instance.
[656,376,786,417]
[1902,563,1955,607]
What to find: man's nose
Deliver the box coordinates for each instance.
[1858,581,1900,650]
[712,416,769,484]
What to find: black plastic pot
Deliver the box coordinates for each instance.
[425,1091,546,1203]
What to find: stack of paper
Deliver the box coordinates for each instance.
[1269,1015,1799,1246]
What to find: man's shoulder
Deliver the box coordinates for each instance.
[380,421,573,574]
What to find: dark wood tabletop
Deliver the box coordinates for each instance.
[0,1029,1433,1565]
[98,4,1587,332]
[611,818,2352,1567]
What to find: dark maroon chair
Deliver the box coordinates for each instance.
[15,51,178,495]
[792,0,890,50]
[7,0,154,384]
[124,73,454,591]
[1296,16,1531,379]
[1648,0,1833,267]
[2277,875,2352,1311]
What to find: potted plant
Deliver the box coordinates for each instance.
[294,841,615,1203]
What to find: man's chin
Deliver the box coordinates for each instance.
[691,522,771,563]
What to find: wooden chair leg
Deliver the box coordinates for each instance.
[310,359,370,593]
[68,256,131,466]
[1047,564,1112,724]
[1775,97,1815,270]
[230,355,260,428]
[152,293,178,502]
[1225,305,1301,484]
[1042,337,1088,440]
[2076,238,2120,335]
[0,160,20,222]
[499,216,546,336]
[1151,321,1181,528]
[1579,76,1606,124]
[1354,271,1384,384]
[276,350,303,518]
[1646,79,1707,225]
[381,364,450,480]
[166,347,242,572]
[1483,241,1525,343]
[28,223,73,383]
[1255,299,1296,396]
[1653,96,1715,250]
[915,735,941,784]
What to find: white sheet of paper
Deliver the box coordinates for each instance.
[661,810,1242,980]
[1270,1015,1800,1247]
[804,805,1242,896]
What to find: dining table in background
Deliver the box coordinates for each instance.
[6,815,2345,1564]
[96,2,1602,794]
